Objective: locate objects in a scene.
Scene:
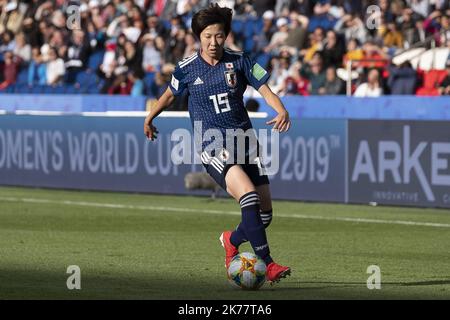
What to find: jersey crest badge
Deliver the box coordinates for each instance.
[224,70,237,88]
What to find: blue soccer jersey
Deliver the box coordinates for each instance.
[169,48,270,156]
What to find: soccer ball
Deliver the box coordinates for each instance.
[227,252,266,290]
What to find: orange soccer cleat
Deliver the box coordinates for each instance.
[219,231,239,269]
[266,262,291,284]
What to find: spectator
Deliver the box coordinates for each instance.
[225,31,241,52]
[321,30,345,68]
[388,61,418,94]
[343,38,364,68]
[151,63,174,98]
[283,11,309,54]
[300,52,326,95]
[22,18,43,48]
[108,72,132,95]
[334,13,367,45]
[264,17,290,55]
[0,1,24,35]
[130,70,145,96]
[46,47,65,86]
[145,14,169,39]
[0,51,21,90]
[184,31,200,58]
[382,21,405,49]
[252,0,276,17]
[320,66,345,95]
[398,8,417,48]
[28,47,47,86]
[308,0,338,32]
[359,41,389,69]
[41,29,67,62]
[87,16,107,50]
[268,56,291,94]
[124,40,143,76]
[279,60,311,96]
[407,0,431,19]
[438,60,450,95]
[142,34,162,72]
[354,68,383,97]
[13,33,31,65]
[167,27,187,64]
[254,10,276,54]
[0,30,16,54]
[407,15,428,47]
[65,30,90,83]
[301,27,325,63]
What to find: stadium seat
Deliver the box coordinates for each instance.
[87,86,100,94]
[243,18,255,38]
[64,85,79,94]
[231,19,244,38]
[243,37,255,54]
[31,85,45,94]
[16,69,29,85]
[13,83,32,94]
[255,53,271,69]
[416,69,448,96]
[53,85,65,94]
[43,85,55,94]
[5,84,15,93]
[253,18,263,35]
[87,50,105,71]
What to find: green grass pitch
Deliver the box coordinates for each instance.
[0,186,449,300]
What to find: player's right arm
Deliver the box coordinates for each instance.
[144,87,175,141]
[144,64,187,141]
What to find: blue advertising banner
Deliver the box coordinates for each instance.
[0,94,147,113]
[348,120,450,208]
[254,96,450,120]
[0,115,346,202]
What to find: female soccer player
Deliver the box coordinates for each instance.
[144,4,291,284]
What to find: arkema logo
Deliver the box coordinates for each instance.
[349,122,450,205]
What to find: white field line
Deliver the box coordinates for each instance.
[0,196,450,229]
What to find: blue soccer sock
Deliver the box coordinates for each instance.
[230,224,247,248]
[236,191,273,265]
[260,209,273,228]
[230,208,273,247]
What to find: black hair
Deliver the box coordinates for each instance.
[191,4,233,39]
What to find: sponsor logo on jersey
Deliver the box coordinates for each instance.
[193,77,204,85]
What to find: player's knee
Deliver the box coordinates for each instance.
[260,209,273,228]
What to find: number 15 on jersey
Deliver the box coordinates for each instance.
[209,93,231,114]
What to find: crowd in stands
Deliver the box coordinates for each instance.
[0,0,449,102]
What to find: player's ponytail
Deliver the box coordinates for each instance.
[191,4,233,39]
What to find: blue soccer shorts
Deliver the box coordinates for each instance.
[200,149,269,191]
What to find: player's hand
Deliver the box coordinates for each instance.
[144,119,159,141]
[266,111,291,132]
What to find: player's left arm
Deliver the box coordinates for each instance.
[258,84,291,132]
